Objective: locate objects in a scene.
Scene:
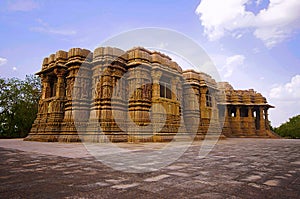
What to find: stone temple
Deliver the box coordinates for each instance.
[24,47,278,142]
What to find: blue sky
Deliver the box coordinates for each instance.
[0,0,299,127]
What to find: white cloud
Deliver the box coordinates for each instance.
[12,67,17,71]
[269,75,300,100]
[255,0,263,6]
[0,57,8,66]
[235,34,243,39]
[221,54,245,78]
[268,75,300,126]
[195,0,255,41]
[30,19,76,36]
[268,100,300,127]
[195,0,300,48]
[8,0,39,12]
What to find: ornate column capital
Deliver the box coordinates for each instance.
[200,87,208,94]
[151,70,162,99]
[41,74,50,82]
[54,68,67,98]
[54,68,67,77]
[151,70,162,83]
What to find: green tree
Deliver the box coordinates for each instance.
[0,75,41,138]
[274,115,300,139]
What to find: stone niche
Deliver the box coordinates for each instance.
[24,47,278,143]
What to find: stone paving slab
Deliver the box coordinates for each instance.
[0,138,299,198]
[0,139,91,158]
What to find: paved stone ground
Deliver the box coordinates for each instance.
[0,139,299,199]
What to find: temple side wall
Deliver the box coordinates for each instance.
[25,47,277,142]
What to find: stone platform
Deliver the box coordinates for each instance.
[0,139,299,198]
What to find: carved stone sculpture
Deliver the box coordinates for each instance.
[24,47,277,142]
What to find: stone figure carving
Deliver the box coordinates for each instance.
[95,80,102,98]
[24,47,277,143]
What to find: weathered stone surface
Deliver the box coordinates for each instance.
[25,47,277,143]
[0,139,299,198]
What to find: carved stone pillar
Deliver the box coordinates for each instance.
[224,105,228,119]
[176,78,182,104]
[126,66,152,142]
[40,75,49,99]
[259,106,265,130]
[197,87,207,135]
[99,68,113,138]
[27,75,50,137]
[211,91,219,120]
[171,77,179,100]
[200,87,208,118]
[151,70,162,99]
[247,106,255,135]
[42,75,51,99]
[54,69,66,98]
[248,106,253,118]
[264,108,270,130]
[40,75,51,132]
[182,83,200,137]
[236,106,241,119]
[221,105,232,136]
[235,106,242,135]
[107,67,127,142]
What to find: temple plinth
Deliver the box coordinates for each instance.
[24,47,277,142]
